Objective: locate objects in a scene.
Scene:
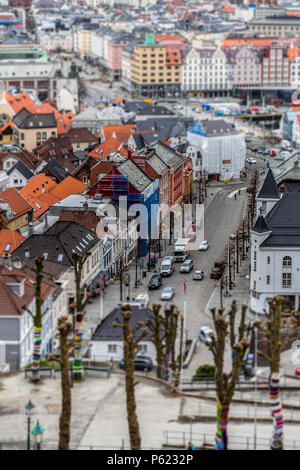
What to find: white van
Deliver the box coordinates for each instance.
[160,256,175,277]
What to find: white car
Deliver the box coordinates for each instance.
[229,233,236,240]
[199,326,213,345]
[161,287,174,300]
[199,240,209,251]
[135,293,149,308]
[246,157,257,164]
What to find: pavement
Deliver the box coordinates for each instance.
[1,371,300,450]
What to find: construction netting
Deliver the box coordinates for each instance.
[187,126,246,180]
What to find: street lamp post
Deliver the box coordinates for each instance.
[25,399,35,451]
[31,420,44,450]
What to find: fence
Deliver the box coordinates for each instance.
[162,430,300,450]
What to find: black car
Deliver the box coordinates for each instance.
[119,356,153,372]
[210,267,222,280]
[148,274,162,289]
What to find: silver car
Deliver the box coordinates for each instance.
[199,326,213,345]
[161,287,174,300]
[193,270,204,280]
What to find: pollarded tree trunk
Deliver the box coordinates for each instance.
[58,315,74,450]
[22,257,44,382]
[113,306,148,450]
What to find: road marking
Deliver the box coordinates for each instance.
[228,187,247,198]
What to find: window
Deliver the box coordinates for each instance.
[253,261,256,272]
[138,344,147,353]
[254,251,257,260]
[108,344,117,353]
[253,280,256,290]
[266,275,270,285]
[267,256,270,264]
[21,133,24,140]
[282,273,292,288]
[42,132,47,140]
[283,256,292,268]
[36,132,41,140]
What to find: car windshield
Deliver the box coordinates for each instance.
[164,288,173,293]
[195,271,201,274]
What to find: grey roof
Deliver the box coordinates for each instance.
[151,141,184,169]
[252,215,270,234]
[118,159,152,192]
[136,117,190,142]
[91,305,154,341]
[201,119,238,137]
[7,160,33,180]
[12,221,99,266]
[257,168,280,200]
[146,153,168,176]
[123,101,175,116]
[38,157,69,182]
[13,108,57,129]
[261,193,300,247]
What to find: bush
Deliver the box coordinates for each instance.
[193,364,215,381]
[24,359,61,369]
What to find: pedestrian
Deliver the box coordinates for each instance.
[234,194,237,200]
[238,190,240,195]
[187,441,196,450]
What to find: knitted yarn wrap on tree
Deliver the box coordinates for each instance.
[215,397,230,450]
[270,372,284,450]
[32,326,42,380]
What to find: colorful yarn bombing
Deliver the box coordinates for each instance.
[73,359,83,371]
[269,372,284,449]
[215,398,230,450]
[32,326,42,379]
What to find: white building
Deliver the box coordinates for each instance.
[56,87,78,114]
[39,32,73,52]
[90,305,157,363]
[187,119,246,180]
[250,169,300,315]
[182,47,231,97]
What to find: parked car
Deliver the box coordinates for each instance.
[210,267,222,279]
[119,356,153,372]
[199,240,209,251]
[193,270,204,280]
[246,157,257,164]
[161,287,174,300]
[148,274,162,290]
[180,259,194,273]
[199,326,213,345]
[244,353,255,378]
[229,233,236,239]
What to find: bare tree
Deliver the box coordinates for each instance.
[113,305,148,450]
[49,316,74,450]
[146,304,179,380]
[22,257,45,382]
[255,296,300,450]
[146,304,164,378]
[208,302,250,450]
[72,251,91,379]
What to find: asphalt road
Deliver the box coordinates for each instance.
[147,187,248,369]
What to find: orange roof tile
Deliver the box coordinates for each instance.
[88,137,133,160]
[102,124,136,142]
[0,187,32,218]
[21,194,50,220]
[20,174,56,199]
[49,176,87,200]
[4,91,36,114]
[155,33,183,42]
[286,11,300,15]
[0,229,26,255]
[0,120,13,134]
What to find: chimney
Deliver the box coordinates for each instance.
[98,136,101,145]
[279,183,285,193]
[25,247,30,259]
[41,184,45,194]
[100,149,103,161]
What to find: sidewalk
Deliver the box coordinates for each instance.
[205,253,251,316]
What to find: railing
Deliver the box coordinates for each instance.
[162,430,300,450]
